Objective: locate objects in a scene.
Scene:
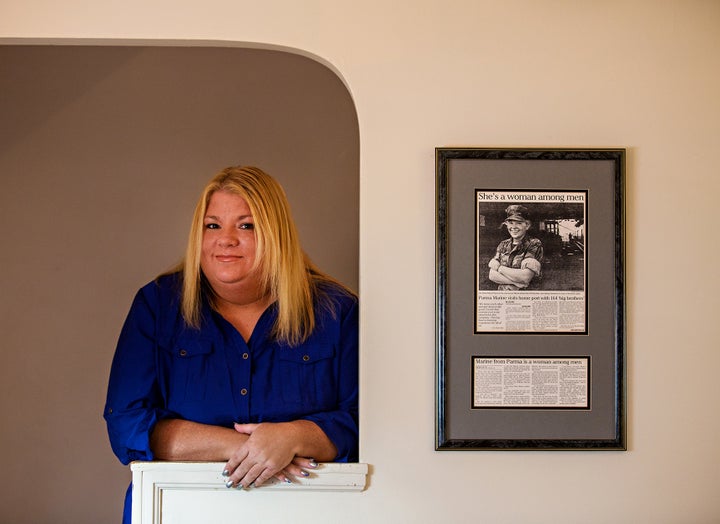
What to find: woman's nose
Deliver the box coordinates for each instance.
[218,233,239,247]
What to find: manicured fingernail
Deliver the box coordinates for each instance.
[236,483,244,490]
[225,480,233,488]
[300,470,310,477]
[308,460,318,468]
[284,478,293,484]
[222,469,229,477]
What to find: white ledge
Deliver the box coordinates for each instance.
[131,461,368,492]
[131,461,368,523]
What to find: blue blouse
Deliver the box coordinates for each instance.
[104,273,359,468]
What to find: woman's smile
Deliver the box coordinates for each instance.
[215,254,243,262]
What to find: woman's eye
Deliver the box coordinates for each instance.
[205,223,220,230]
[239,223,254,230]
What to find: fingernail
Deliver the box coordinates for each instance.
[222,469,229,477]
[300,470,310,477]
[225,480,233,488]
[284,478,293,484]
[236,483,244,490]
[308,460,318,468]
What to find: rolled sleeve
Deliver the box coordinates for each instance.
[104,406,164,464]
[521,257,542,276]
[302,410,358,462]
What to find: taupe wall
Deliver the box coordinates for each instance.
[0,45,358,523]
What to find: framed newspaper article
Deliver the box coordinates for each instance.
[436,148,626,450]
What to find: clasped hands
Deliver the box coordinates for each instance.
[222,421,318,489]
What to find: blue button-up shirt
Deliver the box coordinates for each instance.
[104,273,359,468]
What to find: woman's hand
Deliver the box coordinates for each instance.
[223,422,301,488]
[277,456,320,483]
[223,421,335,488]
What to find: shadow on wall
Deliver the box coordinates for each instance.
[0,44,359,524]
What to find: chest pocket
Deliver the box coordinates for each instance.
[160,334,215,404]
[278,344,336,409]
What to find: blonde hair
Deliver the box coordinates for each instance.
[179,166,350,346]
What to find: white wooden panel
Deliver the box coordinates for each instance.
[131,462,368,524]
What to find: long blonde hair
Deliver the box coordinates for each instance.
[179,166,351,346]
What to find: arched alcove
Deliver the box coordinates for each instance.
[0,43,359,523]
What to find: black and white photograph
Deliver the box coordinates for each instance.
[475,190,587,333]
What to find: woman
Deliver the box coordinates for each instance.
[488,204,543,290]
[104,166,358,522]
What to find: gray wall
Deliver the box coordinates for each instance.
[0,45,358,523]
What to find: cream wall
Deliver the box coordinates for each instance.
[2,1,720,523]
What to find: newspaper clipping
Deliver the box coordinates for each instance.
[476,190,587,333]
[472,357,590,409]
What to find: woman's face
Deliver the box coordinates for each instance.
[200,190,259,293]
[505,219,530,241]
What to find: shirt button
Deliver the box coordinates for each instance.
[242,353,249,360]
[240,388,248,395]
[303,355,310,362]
[179,349,188,357]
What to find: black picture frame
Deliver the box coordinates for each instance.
[436,148,626,450]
